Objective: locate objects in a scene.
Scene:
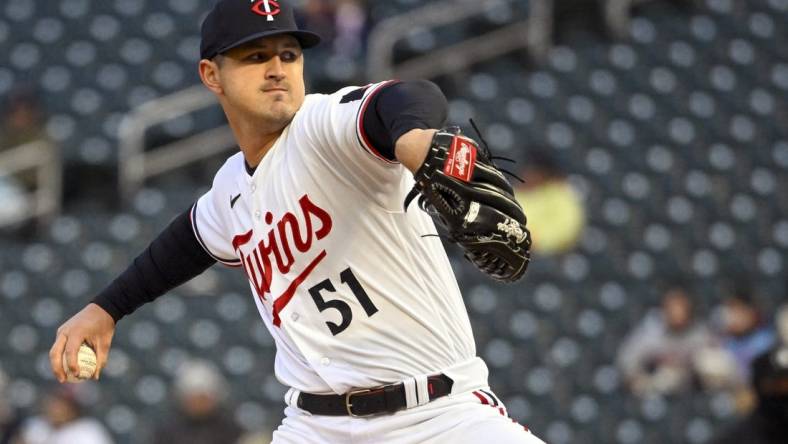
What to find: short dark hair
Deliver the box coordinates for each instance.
[659,275,690,294]
[726,279,755,306]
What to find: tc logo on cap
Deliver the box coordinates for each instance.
[251,0,281,21]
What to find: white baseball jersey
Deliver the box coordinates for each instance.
[191,80,479,395]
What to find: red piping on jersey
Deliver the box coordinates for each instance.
[480,389,499,406]
[356,80,401,165]
[473,390,530,433]
[272,249,327,326]
[473,391,509,417]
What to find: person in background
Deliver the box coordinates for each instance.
[514,149,585,255]
[0,367,25,444]
[299,0,337,45]
[19,385,113,444]
[617,282,716,396]
[0,89,47,153]
[776,304,788,345]
[333,0,368,59]
[151,360,243,444]
[718,283,777,386]
[709,344,788,444]
[0,89,54,229]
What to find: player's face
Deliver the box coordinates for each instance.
[215,35,305,128]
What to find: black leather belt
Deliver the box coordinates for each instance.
[297,374,454,417]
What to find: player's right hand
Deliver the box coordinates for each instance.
[50,303,116,383]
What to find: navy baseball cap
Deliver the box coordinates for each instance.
[200,0,322,60]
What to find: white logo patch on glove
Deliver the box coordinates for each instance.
[463,201,481,228]
[497,218,527,243]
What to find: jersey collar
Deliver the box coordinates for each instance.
[244,159,257,177]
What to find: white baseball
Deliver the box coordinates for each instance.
[62,343,98,382]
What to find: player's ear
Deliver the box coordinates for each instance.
[199,59,223,94]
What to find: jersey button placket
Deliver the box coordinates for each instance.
[251,180,261,220]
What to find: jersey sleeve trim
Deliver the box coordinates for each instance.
[355,79,401,165]
[189,202,243,268]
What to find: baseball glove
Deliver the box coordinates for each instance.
[405,126,531,283]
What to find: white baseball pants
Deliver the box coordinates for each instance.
[271,388,545,444]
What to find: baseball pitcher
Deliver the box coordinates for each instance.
[50,1,540,442]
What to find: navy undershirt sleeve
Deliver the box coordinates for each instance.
[362,80,449,161]
[92,207,216,323]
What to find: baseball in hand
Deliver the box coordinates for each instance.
[62,343,98,382]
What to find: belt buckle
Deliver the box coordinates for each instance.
[345,388,375,418]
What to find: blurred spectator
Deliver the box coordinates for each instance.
[617,283,716,396]
[709,346,788,444]
[0,89,54,229]
[0,89,47,154]
[300,0,337,45]
[333,0,368,58]
[777,305,788,345]
[514,149,585,255]
[19,385,113,444]
[718,284,777,386]
[152,360,243,444]
[0,367,25,444]
[298,0,369,90]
